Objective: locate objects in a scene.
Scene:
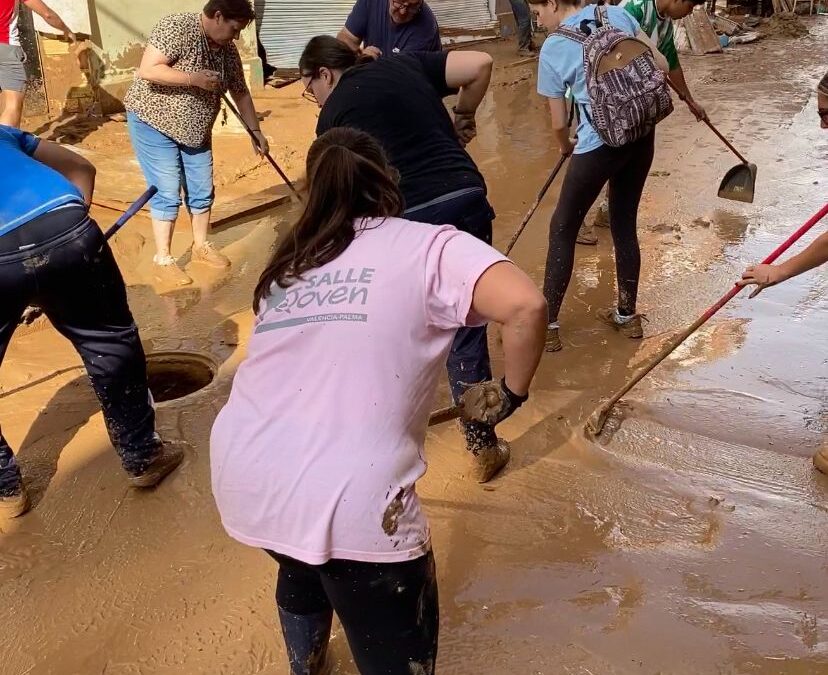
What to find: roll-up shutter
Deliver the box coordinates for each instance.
[258,0,355,71]
[429,0,497,33]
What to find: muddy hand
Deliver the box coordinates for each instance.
[194,69,221,92]
[453,111,477,147]
[459,378,528,426]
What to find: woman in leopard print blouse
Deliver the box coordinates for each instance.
[125,0,269,286]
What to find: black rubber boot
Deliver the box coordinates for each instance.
[278,607,333,675]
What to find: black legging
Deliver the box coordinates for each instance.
[268,550,439,674]
[543,131,655,322]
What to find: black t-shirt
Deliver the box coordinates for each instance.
[316,53,486,210]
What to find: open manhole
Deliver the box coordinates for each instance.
[146,351,217,403]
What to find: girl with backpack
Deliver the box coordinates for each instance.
[527,0,671,352]
[210,127,547,674]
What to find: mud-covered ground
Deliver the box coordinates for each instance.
[1,20,827,675]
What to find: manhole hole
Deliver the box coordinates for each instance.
[146,351,217,403]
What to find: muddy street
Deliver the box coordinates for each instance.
[1,20,827,675]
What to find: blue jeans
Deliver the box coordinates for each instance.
[0,206,162,495]
[509,0,533,51]
[127,112,214,222]
[405,188,498,451]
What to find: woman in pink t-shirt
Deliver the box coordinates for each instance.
[211,127,547,674]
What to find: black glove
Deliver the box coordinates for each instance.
[459,378,528,426]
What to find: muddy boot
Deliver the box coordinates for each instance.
[460,420,510,483]
[278,607,333,675]
[517,47,536,58]
[576,221,598,245]
[127,444,185,488]
[592,201,609,228]
[813,447,828,476]
[472,439,511,483]
[596,308,645,339]
[0,484,30,519]
[153,255,192,286]
[191,241,231,269]
[545,324,562,352]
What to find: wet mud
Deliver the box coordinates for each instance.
[1,20,827,675]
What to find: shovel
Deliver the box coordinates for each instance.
[665,80,757,204]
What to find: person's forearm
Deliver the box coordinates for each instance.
[71,166,95,205]
[138,63,192,87]
[552,126,570,151]
[454,64,492,114]
[230,89,259,131]
[25,0,71,34]
[777,231,828,281]
[668,66,694,101]
[500,306,547,397]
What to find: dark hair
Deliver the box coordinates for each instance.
[203,0,256,22]
[252,128,404,309]
[298,35,374,76]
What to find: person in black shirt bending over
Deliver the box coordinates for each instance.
[299,36,507,483]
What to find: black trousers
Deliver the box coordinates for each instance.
[268,550,439,675]
[543,132,655,322]
[0,206,160,495]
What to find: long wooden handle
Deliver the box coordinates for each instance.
[221,94,302,200]
[595,201,828,415]
[504,154,567,257]
[664,79,749,165]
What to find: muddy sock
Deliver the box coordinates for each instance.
[547,321,560,330]
[614,309,636,324]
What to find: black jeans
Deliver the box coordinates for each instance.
[268,550,439,675]
[0,206,161,496]
[405,188,498,451]
[543,132,655,322]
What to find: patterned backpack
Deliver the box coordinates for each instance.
[555,5,673,147]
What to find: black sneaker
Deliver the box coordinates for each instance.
[128,444,184,488]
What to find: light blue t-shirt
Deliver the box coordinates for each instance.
[0,125,85,237]
[538,5,641,154]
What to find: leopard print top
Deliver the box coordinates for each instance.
[125,13,247,148]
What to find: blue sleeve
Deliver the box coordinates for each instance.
[5,126,41,156]
[344,0,369,39]
[608,5,641,35]
[537,43,566,98]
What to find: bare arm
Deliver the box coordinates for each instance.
[668,64,706,120]
[446,51,493,115]
[22,0,74,39]
[738,231,828,297]
[470,262,547,396]
[337,27,362,52]
[547,97,573,156]
[136,45,219,90]
[32,140,95,205]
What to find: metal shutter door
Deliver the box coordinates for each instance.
[429,0,497,32]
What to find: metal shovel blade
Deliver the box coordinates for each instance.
[718,162,757,203]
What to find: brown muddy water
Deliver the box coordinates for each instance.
[1,22,827,675]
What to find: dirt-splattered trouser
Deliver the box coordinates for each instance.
[0,206,162,496]
[543,131,655,321]
[266,549,439,675]
[405,188,498,453]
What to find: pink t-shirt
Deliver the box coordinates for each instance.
[211,217,506,565]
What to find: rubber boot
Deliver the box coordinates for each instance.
[278,607,334,675]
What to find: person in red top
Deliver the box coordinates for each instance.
[0,0,75,127]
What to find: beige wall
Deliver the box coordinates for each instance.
[37,0,262,117]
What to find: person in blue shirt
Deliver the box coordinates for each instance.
[337,0,440,58]
[527,0,668,353]
[0,125,183,519]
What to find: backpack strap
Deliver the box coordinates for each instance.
[554,24,588,44]
[594,4,609,27]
